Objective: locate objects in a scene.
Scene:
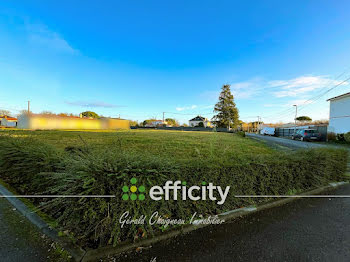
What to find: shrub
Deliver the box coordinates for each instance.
[327,132,336,142]
[337,133,345,141]
[344,132,350,143]
[0,135,347,248]
[0,135,63,194]
[236,131,246,137]
[37,147,347,248]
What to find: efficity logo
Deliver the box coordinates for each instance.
[122,178,230,205]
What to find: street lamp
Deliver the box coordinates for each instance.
[293,104,298,136]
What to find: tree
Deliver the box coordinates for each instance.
[81,111,99,118]
[129,120,139,127]
[196,122,204,127]
[165,118,179,127]
[296,116,312,123]
[142,119,157,126]
[212,84,239,128]
[20,109,31,115]
[0,110,11,116]
[40,111,55,115]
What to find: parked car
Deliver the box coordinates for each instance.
[291,129,322,141]
[260,127,275,136]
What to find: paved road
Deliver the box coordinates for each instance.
[246,133,329,150]
[246,133,350,153]
[112,185,350,262]
[0,198,62,262]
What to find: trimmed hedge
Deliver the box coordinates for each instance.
[0,135,348,248]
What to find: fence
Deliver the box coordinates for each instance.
[134,126,230,132]
[275,125,328,141]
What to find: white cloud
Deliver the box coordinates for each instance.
[200,79,263,101]
[230,79,262,99]
[26,23,78,54]
[270,76,348,97]
[65,101,124,108]
[176,105,197,111]
[285,99,313,107]
[263,103,281,108]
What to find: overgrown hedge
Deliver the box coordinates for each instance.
[0,135,348,248]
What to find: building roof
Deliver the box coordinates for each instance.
[5,117,17,121]
[327,92,350,101]
[0,115,17,121]
[189,116,206,121]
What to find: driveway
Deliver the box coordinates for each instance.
[246,133,328,150]
[247,133,350,172]
[0,198,63,262]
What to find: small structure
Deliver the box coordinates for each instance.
[0,115,18,127]
[189,116,212,128]
[144,120,167,127]
[17,114,129,130]
[327,92,350,134]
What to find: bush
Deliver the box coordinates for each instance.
[236,131,246,137]
[0,135,348,248]
[38,147,348,248]
[337,133,345,141]
[327,132,336,142]
[344,132,350,143]
[0,135,63,194]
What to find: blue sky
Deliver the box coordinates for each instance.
[1,0,350,124]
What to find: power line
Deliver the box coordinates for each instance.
[297,76,350,114]
[261,72,350,121]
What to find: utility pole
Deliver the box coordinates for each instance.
[293,104,298,135]
[162,112,165,122]
[257,116,260,134]
[27,101,30,114]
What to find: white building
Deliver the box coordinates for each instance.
[0,116,17,127]
[189,116,213,128]
[144,120,167,127]
[327,92,350,134]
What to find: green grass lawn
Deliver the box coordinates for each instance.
[0,129,275,164]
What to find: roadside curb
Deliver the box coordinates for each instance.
[0,183,86,262]
[0,181,348,262]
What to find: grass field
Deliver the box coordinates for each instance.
[0,129,275,165]
[0,129,348,248]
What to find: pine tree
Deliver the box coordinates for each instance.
[212,84,239,128]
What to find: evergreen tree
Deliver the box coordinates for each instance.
[212,84,239,128]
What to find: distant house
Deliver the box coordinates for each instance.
[189,116,212,128]
[0,116,18,127]
[144,120,167,127]
[327,92,350,134]
[17,114,129,130]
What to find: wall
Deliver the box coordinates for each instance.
[140,126,229,132]
[1,119,17,127]
[17,115,129,130]
[189,120,202,127]
[275,125,328,141]
[189,120,211,127]
[329,96,350,134]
